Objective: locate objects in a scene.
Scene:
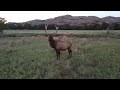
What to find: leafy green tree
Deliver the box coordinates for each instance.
[110,23,120,30]
[101,22,109,30]
[0,17,7,33]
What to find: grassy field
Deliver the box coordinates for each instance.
[0,30,120,79]
[4,30,120,35]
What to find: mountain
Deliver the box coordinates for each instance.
[12,15,120,26]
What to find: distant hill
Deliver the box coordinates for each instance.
[17,15,120,26]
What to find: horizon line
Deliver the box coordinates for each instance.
[6,15,119,23]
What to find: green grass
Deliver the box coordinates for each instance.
[4,30,120,35]
[0,30,120,79]
[3,30,120,39]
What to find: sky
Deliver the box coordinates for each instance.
[0,11,120,23]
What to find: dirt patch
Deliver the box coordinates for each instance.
[33,35,47,38]
[5,33,120,39]
[32,34,107,38]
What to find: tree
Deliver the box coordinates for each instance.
[101,22,109,30]
[109,22,120,30]
[0,17,7,33]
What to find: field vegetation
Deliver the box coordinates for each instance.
[0,30,120,79]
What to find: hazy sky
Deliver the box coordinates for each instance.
[1,11,120,23]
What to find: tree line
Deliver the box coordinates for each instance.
[1,17,120,33]
[5,22,120,30]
